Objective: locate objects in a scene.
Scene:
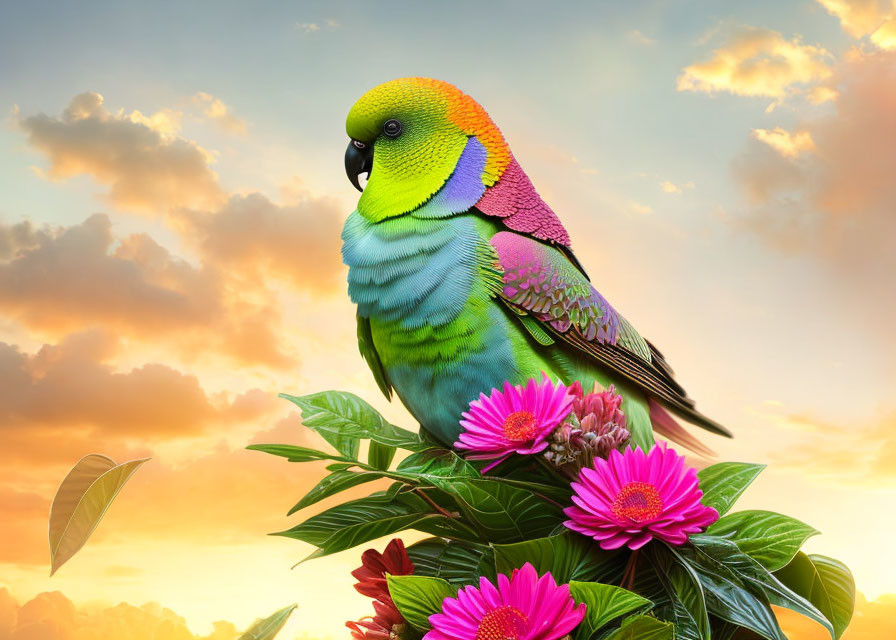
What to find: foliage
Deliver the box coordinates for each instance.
[252,390,856,639]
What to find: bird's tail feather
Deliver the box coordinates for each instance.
[648,397,716,457]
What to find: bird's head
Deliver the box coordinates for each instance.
[345,77,511,222]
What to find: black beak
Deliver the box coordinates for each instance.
[345,140,373,192]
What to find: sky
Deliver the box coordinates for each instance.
[1,0,895,638]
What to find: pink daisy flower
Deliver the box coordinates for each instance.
[455,376,573,471]
[563,444,719,550]
[425,563,586,640]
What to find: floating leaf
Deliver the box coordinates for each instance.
[698,462,765,515]
[775,552,855,639]
[387,575,457,630]
[49,454,149,575]
[567,581,652,639]
[707,510,819,571]
[238,603,297,640]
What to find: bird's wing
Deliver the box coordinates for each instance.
[490,230,730,436]
[357,313,393,400]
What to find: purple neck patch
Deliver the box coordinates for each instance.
[412,137,487,219]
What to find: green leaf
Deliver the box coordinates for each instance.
[568,582,652,639]
[492,532,624,584]
[673,538,786,640]
[49,455,150,576]
[274,492,441,558]
[698,462,765,516]
[406,538,496,584]
[690,535,834,639]
[246,444,352,464]
[368,441,396,470]
[387,575,456,631]
[641,544,710,640]
[238,604,297,640]
[441,478,563,543]
[287,470,384,515]
[602,615,674,640]
[280,391,425,451]
[775,552,855,639]
[707,510,819,571]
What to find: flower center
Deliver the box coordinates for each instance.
[475,606,528,640]
[501,410,538,441]
[611,481,663,523]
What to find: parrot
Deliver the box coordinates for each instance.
[341,77,731,451]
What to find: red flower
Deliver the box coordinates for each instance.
[351,538,415,604]
[347,600,407,640]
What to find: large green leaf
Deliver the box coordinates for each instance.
[238,604,297,640]
[707,510,819,571]
[280,391,425,451]
[602,615,674,640]
[246,444,352,464]
[492,532,624,584]
[406,538,496,584]
[273,491,441,558]
[643,545,710,640]
[287,470,385,515]
[674,538,786,640]
[49,455,149,576]
[441,478,563,543]
[690,535,834,639]
[775,552,855,640]
[568,582,652,640]
[387,575,456,631]
[697,462,765,516]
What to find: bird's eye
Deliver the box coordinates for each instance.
[383,119,403,138]
[351,139,367,150]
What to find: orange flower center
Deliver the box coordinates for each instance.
[475,606,528,640]
[611,482,663,523]
[501,410,538,442]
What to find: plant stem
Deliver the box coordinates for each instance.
[621,549,640,591]
[414,487,453,518]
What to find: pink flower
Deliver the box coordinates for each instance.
[563,444,719,550]
[455,376,573,472]
[546,382,630,470]
[424,563,586,640]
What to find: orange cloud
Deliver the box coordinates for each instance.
[0,588,240,640]
[191,92,247,135]
[751,127,816,157]
[0,215,292,367]
[817,0,896,49]
[185,192,345,292]
[729,49,896,344]
[18,92,225,213]
[677,26,833,98]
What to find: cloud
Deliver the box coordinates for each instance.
[185,192,344,292]
[660,180,695,194]
[0,215,291,367]
[770,410,896,484]
[0,330,276,445]
[751,127,816,157]
[0,588,240,640]
[817,0,896,37]
[677,26,833,98]
[627,30,656,46]
[295,19,339,33]
[18,92,225,213]
[729,49,896,345]
[191,93,247,135]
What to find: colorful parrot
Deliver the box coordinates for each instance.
[341,77,730,451]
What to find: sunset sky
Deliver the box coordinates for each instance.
[1,1,895,638]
